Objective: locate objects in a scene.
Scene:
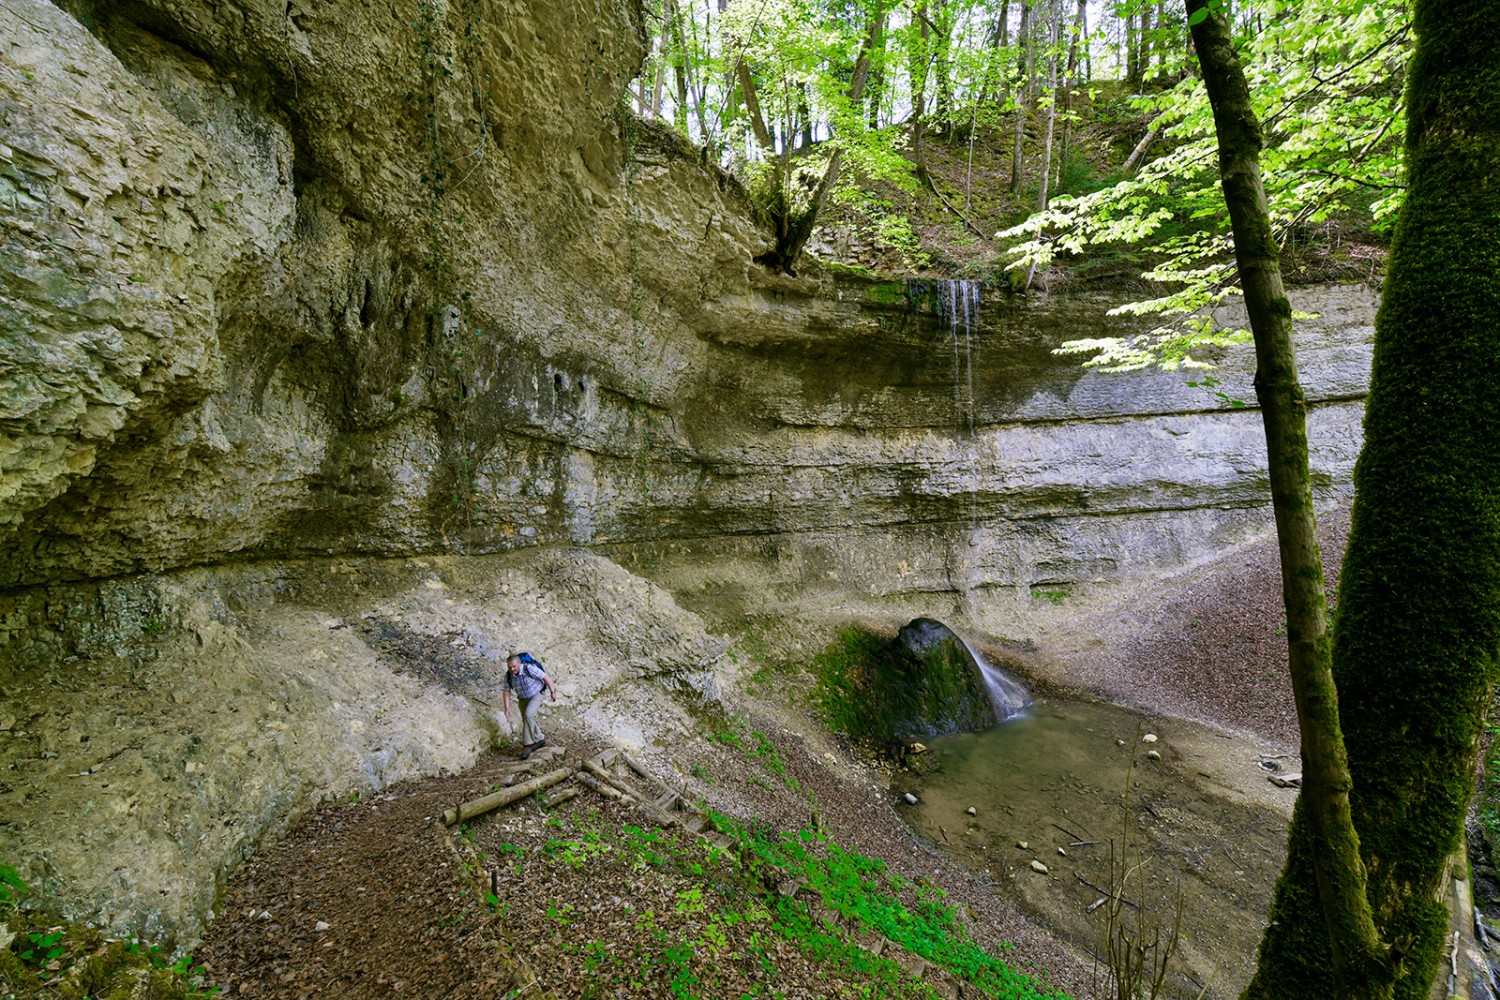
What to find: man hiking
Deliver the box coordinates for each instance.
[503,651,557,759]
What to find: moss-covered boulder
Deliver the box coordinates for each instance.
[812,619,1028,742]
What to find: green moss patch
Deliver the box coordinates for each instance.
[811,627,995,743]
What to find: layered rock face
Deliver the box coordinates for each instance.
[0,0,1374,596]
[0,0,1374,943]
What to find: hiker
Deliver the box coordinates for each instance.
[503,651,557,759]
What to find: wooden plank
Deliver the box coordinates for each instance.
[443,766,572,825]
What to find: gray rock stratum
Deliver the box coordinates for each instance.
[0,0,1374,943]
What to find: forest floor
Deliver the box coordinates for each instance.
[186,512,1349,999]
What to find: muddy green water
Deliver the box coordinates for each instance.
[895,697,1295,999]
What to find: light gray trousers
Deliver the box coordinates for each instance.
[518,695,545,745]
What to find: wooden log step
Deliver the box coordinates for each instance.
[576,771,630,802]
[443,766,572,825]
[539,786,580,809]
[653,789,680,811]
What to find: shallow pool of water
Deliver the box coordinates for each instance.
[895,697,1295,999]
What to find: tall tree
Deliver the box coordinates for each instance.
[1185,1,1390,994]
[1008,0,1033,195]
[1242,0,1500,994]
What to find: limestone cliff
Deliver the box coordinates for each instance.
[0,0,1375,944]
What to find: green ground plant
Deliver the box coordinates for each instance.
[0,907,220,998]
[475,800,1069,999]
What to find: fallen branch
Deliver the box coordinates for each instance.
[443,767,572,826]
[583,759,639,800]
[919,169,990,240]
[539,786,580,809]
[1052,822,1088,842]
[1074,871,1138,910]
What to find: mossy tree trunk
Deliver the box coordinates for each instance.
[1240,0,1500,996]
[1186,1,1392,996]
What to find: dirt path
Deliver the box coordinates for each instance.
[196,698,1092,998]
[195,758,534,998]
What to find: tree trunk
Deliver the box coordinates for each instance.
[650,20,667,116]
[1058,0,1086,180]
[932,0,954,129]
[912,3,930,179]
[1138,2,1153,82]
[667,0,689,134]
[1187,0,1392,996]
[1009,0,1032,196]
[758,3,884,274]
[1023,0,1062,290]
[735,60,774,153]
[1121,119,1160,175]
[1033,0,1061,211]
[1242,0,1500,995]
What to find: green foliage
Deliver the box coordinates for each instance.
[1029,587,1069,606]
[0,915,219,997]
[497,800,1067,999]
[1002,0,1406,369]
[716,817,1069,999]
[0,864,25,913]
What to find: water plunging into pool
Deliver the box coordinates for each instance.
[959,633,1031,723]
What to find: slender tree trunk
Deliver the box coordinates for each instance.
[1121,118,1160,174]
[735,61,774,152]
[666,0,689,133]
[1188,0,1392,995]
[1139,2,1153,81]
[1034,0,1061,210]
[912,3,930,179]
[1058,0,1086,181]
[932,0,954,129]
[1022,0,1062,290]
[1009,0,1032,196]
[1243,0,1500,995]
[650,21,667,116]
[798,83,813,148]
[990,0,1011,103]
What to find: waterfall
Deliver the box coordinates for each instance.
[934,280,982,534]
[958,634,1033,722]
[897,617,1032,726]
